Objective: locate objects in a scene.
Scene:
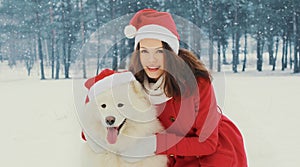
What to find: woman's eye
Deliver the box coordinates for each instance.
[140,50,148,54]
[156,50,164,54]
[117,103,124,107]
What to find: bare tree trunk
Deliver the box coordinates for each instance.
[65,0,72,78]
[272,36,279,71]
[256,37,261,71]
[194,0,202,59]
[96,35,101,75]
[35,10,45,80]
[281,35,286,71]
[234,31,240,71]
[0,44,2,62]
[37,31,45,79]
[110,0,118,71]
[61,1,66,78]
[222,44,228,64]
[236,36,240,65]
[232,32,235,69]
[298,13,300,73]
[80,0,86,78]
[55,42,60,79]
[33,35,37,61]
[50,4,56,79]
[293,10,299,73]
[95,0,101,75]
[232,1,239,73]
[256,33,263,72]
[232,32,238,73]
[268,37,274,65]
[242,32,247,72]
[44,39,49,65]
[217,40,221,72]
[62,38,67,78]
[66,41,71,78]
[289,37,293,69]
[208,0,213,70]
[60,0,72,79]
[235,2,240,66]
[284,36,288,69]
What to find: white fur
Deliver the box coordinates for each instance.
[81,80,168,167]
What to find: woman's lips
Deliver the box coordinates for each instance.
[147,66,160,72]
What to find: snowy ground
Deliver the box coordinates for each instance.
[0,62,300,167]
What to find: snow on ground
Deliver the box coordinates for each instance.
[221,73,300,167]
[0,63,83,167]
[0,62,300,167]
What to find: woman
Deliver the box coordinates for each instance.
[125,9,248,167]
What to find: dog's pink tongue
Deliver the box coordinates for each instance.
[107,127,118,144]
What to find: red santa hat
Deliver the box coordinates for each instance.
[124,9,180,54]
[84,69,135,104]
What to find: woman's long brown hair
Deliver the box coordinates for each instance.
[128,41,211,98]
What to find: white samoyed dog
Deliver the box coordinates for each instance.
[80,74,168,167]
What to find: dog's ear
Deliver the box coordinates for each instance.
[129,80,152,112]
[131,80,144,94]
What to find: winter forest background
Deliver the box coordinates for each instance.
[1,1,300,166]
[1,0,300,79]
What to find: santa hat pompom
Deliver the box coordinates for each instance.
[124,25,137,39]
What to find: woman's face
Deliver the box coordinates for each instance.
[139,38,165,80]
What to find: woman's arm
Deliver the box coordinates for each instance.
[156,127,218,156]
[156,78,221,156]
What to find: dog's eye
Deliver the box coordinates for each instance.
[101,104,106,108]
[117,103,124,108]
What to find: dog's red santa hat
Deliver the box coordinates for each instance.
[124,9,180,54]
[82,69,136,141]
[84,69,136,104]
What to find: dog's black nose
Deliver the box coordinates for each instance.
[106,116,116,125]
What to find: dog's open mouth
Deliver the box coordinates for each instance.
[106,119,126,144]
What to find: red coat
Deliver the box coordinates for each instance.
[155,77,248,167]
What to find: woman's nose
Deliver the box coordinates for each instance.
[148,52,157,62]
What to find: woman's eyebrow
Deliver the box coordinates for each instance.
[140,47,163,50]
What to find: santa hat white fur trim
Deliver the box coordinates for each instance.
[132,24,179,54]
[124,25,137,39]
[87,72,136,102]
